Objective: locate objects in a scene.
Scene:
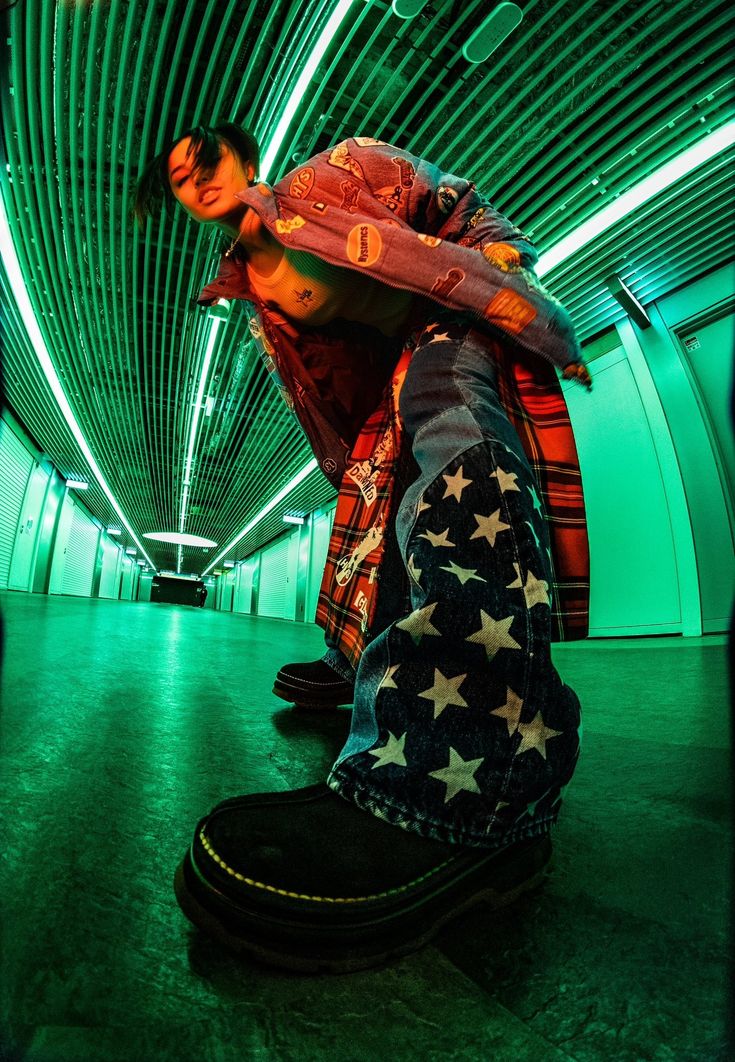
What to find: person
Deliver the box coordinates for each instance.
[133,124,592,973]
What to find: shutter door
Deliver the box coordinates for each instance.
[98,538,121,598]
[0,419,34,589]
[61,499,99,597]
[258,532,297,619]
[306,508,335,622]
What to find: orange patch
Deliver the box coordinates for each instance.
[289,167,315,199]
[484,289,537,334]
[482,242,523,272]
[346,223,382,267]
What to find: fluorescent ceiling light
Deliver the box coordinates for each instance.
[125,547,137,554]
[536,121,735,276]
[223,560,235,568]
[0,195,156,568]
[259,0,355,181]
[204,458,318,575]
[283,514,305,524]
[66,479,89,489]
[144,531,218,547]
[106,526,122,535]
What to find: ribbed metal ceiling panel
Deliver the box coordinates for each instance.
[1,0,733,574]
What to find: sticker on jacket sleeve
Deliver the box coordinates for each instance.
[437,186,459,214]
[391,156,416,189]
[431,268,465,300]
[275,215,306,236]
[347,223,382,266]
[354,136,387,147]
[289,168,315,200]
[484,289,537,334]
[482,242,523,273]
[340,179,361,213]
[329,143,365,181]
[417,233,442,248]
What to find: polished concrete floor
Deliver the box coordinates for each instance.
[0,591,731,1062]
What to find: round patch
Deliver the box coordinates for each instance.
[323,458,338,475]
[347,223,383,267]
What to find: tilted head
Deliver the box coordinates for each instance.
[132,123,260,230]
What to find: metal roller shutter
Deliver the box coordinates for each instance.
[257,531,298,619]
[98,537,121,598]
[0,419,34,589]
[60,498,100,597]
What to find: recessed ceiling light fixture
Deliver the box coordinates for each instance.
[66,479,89,489]
[143,531,218,547]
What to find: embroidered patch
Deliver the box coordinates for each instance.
[289,167,315,199]
[340,179,361,213]
[431,268,465,299]
[391,155,416,189]
[353,136,387,147]
[417,233,442,248]
[347,223,382,266]
[275,215,306,236]
[335,523,384,586]
[484,289,538,334]
[483,242,523,273]
[328,143,365,181]
[437,186,459,214]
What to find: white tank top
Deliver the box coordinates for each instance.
[246,247,412,337]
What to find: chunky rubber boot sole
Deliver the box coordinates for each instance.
[173,834,552,974]
[272,673,354,709]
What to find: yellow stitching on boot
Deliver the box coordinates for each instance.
[199,829,452,903]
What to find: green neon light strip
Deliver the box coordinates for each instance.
[203,457,318,575]
[259,0,355,181]
[0,194,156,569]
[536,121,735,276]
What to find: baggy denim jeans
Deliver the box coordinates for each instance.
[327,314,583,849]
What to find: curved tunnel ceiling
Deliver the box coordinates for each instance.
[0,0,733,573]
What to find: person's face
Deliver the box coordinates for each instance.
[168,136,253,226]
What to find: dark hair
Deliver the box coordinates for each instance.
[131,122,260,229]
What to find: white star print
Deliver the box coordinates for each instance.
[419,668,468,719]
[439,560,487,586]
[471,509,511,547]
[407,554,422,584]
[465,610,522,660]
[514,711,563,760]
[490,467,521,493]
[442,465,473,502]
[369,731,408,769]
[428,331,451,343]
[396,603,441,644]
[490,687,524,735]
[429,747,484,803]
[506,563,550,608]
[417,498,432,515]
[419,528,456,548]
[379,664,400,689]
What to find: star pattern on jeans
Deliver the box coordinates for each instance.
[379,664,400,689]
[407,553,422,584]
[396,603,441,644]
[471,509,511,546]
[439,560,487,586]
[429,747,484,803]
[506,563,550,608]
[465,610,522,660]
[515,711,563,760]
[419,527,456,547]
[490,687,524,735]
[490,467,521,493]
[369,730,408,769]
[419,668,468,718]
[442,465,473,502]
